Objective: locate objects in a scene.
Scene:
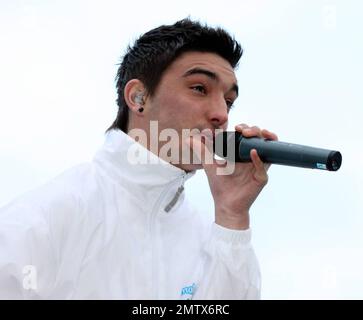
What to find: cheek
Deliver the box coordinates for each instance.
[155,90,201,126]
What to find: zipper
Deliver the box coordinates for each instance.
[149,171,187,299]
[164,173,187,213]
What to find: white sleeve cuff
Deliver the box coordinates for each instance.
[212,222,252,245]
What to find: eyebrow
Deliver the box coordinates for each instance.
[182,67,239,96]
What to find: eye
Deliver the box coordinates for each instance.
[191,85,206,94]
[226,100,235,111]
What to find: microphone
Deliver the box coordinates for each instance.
[213,131,342,171]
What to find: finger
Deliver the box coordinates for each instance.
[261,129,278,141]
[250,149,268,185]
[241,125,262,138]
[235,124,263,137]
[235,123,249,132]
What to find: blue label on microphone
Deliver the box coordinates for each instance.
[316,163,327,170]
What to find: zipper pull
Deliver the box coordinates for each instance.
[164,185,184,213]
[164,174,186,213]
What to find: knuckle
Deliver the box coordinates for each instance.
[255,173,268,186]
[250,126,261,136]
[260,174,269,185]
[237,123,249,129]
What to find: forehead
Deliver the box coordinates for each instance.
[165,51,237,83]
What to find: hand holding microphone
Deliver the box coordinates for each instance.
[214,126,342,171]
[187,124,277,230]
[188,123,341,230]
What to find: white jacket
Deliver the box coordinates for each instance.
[0,129,261,299]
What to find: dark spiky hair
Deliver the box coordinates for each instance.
[106,18,243,133]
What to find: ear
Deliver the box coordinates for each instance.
[124,79,147,115]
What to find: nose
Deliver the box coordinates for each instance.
[208,97,229,129]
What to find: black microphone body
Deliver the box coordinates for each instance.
[214,132,342,171]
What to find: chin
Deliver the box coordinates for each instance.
[177,163,204,172]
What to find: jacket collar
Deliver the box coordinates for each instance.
[93,129,195,189]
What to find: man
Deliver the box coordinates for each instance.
[0,18,277,299]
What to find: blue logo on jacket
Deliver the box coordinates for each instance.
[180,283,196,299]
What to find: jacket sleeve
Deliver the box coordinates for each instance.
[193,223,261,300]
[0,201,57,299]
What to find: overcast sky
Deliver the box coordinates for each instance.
[0,0,362,299]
